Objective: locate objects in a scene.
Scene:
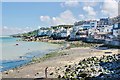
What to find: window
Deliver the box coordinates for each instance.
[116,31,118,33]
[114,24,118,28]
[118,23,120,29]
[91,23,95,25]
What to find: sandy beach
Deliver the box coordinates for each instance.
[2,47,119,78]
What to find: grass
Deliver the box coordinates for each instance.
[68,41,102,48]
[49,40,102,48]
[49,41,66,44]
[32,51,67,63]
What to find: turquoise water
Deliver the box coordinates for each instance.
[0,36,60,71]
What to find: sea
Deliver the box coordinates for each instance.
[0,36,61,72]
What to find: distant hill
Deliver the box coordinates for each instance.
[51,25,73,29]
[11,25,73,38]
[11,29,39,37]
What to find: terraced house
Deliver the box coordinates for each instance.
[37,15,120,46]
[69,15,120,46]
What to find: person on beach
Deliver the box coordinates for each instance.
[45,67,48,78]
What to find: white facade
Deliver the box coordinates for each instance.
[103,25,113,33]
[69,31,76,39]
[90,21,97,28]
[38,29,48,36]
[88,28,98,36]
[88,25,113,40]
[60,32,67,38]
[73,21,97,31]
[82,21,97,29]
[113,23,120,38]
[67,28,73,36]
[84,21,97,37]
[97,25,113,33]
[81,24,91,29]
[54,27,68,38]
[113,29,120,37]
[73,25,83,31]
[47,30,53,37]
[114,23,119,28]
[56,27,73,38]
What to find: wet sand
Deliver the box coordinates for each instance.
[2,47,119,78]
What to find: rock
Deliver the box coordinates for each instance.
[9,70,14,73]
[49,72,53,75]
[4,71,9,75]
[78,73,88,78]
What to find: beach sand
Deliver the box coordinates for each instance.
[2,47,119,78]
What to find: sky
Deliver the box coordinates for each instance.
[1,0,119,35]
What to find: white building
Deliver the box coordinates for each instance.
[113,23,120,38]
[73,21,97,31]
[38,29,48,36]
[69,31,76,40]
[73,25,83,31]
[82,21,97,29]
[60,30,67,38]
[97,25,113,33]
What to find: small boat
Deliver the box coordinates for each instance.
[16,43,19,46]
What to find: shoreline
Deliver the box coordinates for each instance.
[2,46,119,78]
[1,47,62,72]
[1,39,62,72]
[1,39,100,72]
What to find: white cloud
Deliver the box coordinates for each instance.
[82,6,97,20]
[52,17,65,25]
[79,14,85,20]
[3,26,8,29]
[40,16,51,22]
[83,6,96,16]
[52,10,77,25]
[40,10,77,26]
[83,2,98,7]
[25,27,29,29]
[38,26,41,29]
[101,0,118,17]
[61,0,79,7]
